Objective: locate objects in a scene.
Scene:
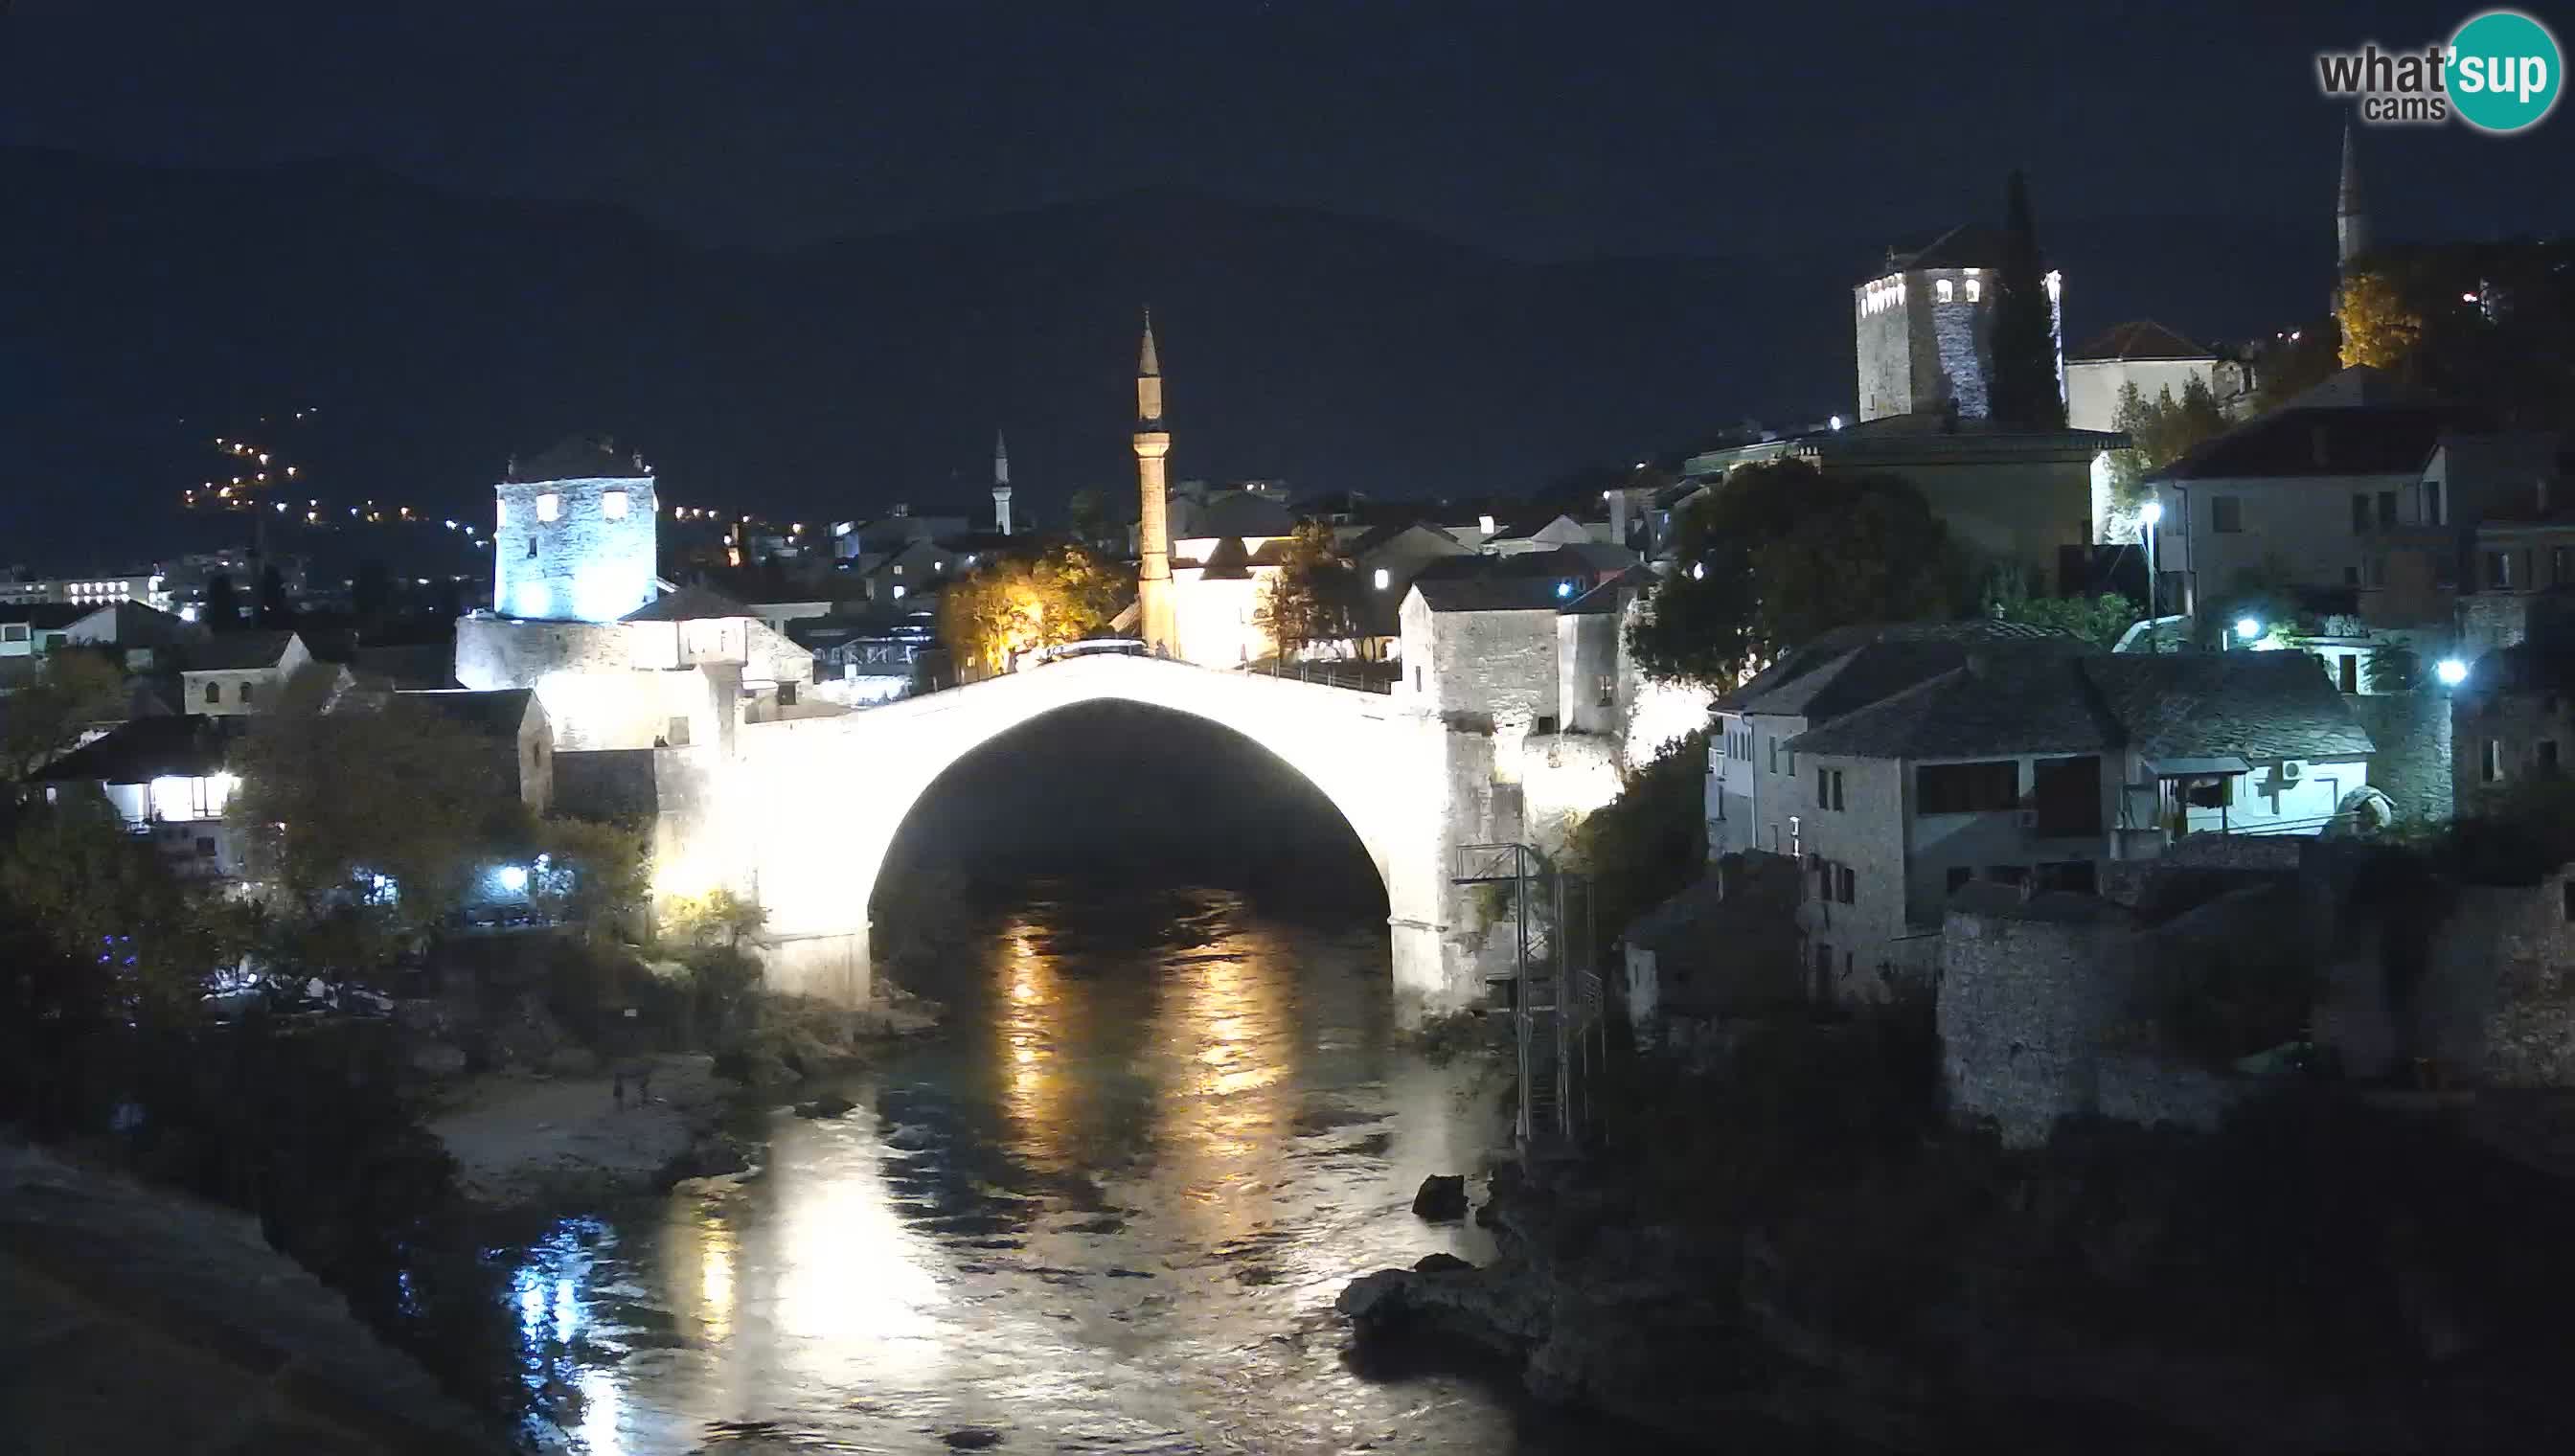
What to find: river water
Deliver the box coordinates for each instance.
[496,884,1619,1455]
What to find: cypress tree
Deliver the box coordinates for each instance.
[1989,170,2065,430]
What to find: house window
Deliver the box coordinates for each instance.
[666,716,692,747]
[603,489,629,520]
[203,681,220,705]
[2031,755,2103,835]
[2211,496,2244,534]
[525,536,538,559]
[239,681,254,706]
[2339,654,2359,694]
[1916,761,2018,815]
[2183,776,2233,808]
[1835,864,1856,903]
[2487,550,2514,589]
[536,492,561,522]
[2378,491,2398,529]
[1936,278,1954,303]
[2554,546,2575,586]
[777,682,798,708]
[2352,494,2371,534]
[2368,555,2388,587]
[1413,667,1424,692]
[2424,480,2443,524]
[1985,865,2029,887]
[2540,739,2561,772]
[1374,567,1391,591]
[1965,278,1983,303]
[2483,739,2502,784]
[195,837,216,857]
[2564,879,2575,923]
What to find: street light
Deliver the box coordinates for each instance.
[2235,617,2262,642]
[2436,657,2469,687]
[2140,500,2164,652]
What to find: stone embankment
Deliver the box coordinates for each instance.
[0,1142,512,1454]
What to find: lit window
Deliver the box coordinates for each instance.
[536,492,561,522]
[602,489,629,520]
[1965,278,1983,303]
[1374,567,1391,590]
[892,584,907,600]
[1936,279,1954,303]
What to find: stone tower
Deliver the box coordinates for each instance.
[1853,226,2058,423]
[991,429,1014,536]
[2336,122,2371,273]
[1133,310,1177,656]
[491,435,658,623]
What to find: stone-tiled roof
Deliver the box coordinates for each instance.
[2068,320,2214,363]
[1718,620,2083,717]
[1413,578,1570,613]
[1784,646,2374,766]
[39,715,244,784]
[2083,652,2373,762]
[622,585,753,623]
[1788,653,2122,759]
[2148,404,2490,482]
[180,628,300,672]
[1560,565,1657,616]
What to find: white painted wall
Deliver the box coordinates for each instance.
[2064,356,2214,434]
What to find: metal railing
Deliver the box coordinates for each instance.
[1454,841,1601,1153]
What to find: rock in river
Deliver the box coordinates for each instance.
[1411,1173,1468,1221]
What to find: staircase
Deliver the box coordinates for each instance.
[1453,842,1600,1155]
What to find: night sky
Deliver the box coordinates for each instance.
[6,1,2572,557]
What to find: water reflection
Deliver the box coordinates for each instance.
[486,888,1595,1455]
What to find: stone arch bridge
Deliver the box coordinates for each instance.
[660,653,1511,1024]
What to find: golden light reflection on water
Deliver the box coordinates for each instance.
[996,914,1089,1172]
[1151,923,1297,1245]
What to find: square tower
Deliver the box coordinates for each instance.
[1854,226,2061,422]
[492,436,659,622]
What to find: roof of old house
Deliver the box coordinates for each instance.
[2087,652,2374,762]
[2068,320,2214,363]
[1487,513,1589,543]
[1196,535,1258,580]
[397,688,538,737]
[69,600,205,646]
[180,629,300,673]
[349,642,458,691]
[1183,490,1296,539]
[0,603,90,629]
[1347,521,1469,558]
[1560,565,1658,616]
[2148,403,2491,482]
[1412,577,1572,613]
[622,585,754,623]
[39,715,245,784]
[1788,651,2124,759]
[512,434,649,482]
[1719,620,2083,717]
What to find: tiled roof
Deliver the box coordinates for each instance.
[181,629,300,672]
[2082,652,2373,762]
[0,603,91,629]
[1718,620,2083,716]
[1347,521,1466,557]
[1196,536,1257,580]
[2069,320,2214,363]
[397,688,537,737]
[1413,578,1571,613]
[2148,405,2491,482]
[1788,653,2122,759]
[39,715,245,785]
[1560,565,1658,616]
[622,585,753,623]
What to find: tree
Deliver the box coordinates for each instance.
[2250,321,2343,414]
[1991,589,2141,649]
[1254,520,1360,668]
[1629,459,1958,687]
[532,815,651,944]
[230,670,515,972]
[2338,269,2425,371]
[0,648,127,785]
[0,788,240,1030]
[256,563,291,627]
[2103,376,2228,523]
[203,572,240,630]
[1988,170,2066,430]
[1066,489,1107,541]
[937,540,1132,677]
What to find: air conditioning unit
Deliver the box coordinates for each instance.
[2278,760,2303,784]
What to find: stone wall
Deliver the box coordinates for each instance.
[2347,688,2452,826]
[1937,896,2141,1149]
[1520,730,1622,859]
[1928,293,1990,420]
[2419,873,2575,1086]
[492,473,658,623]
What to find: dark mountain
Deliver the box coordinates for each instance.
[4,147,2331,563]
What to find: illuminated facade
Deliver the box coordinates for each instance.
[1855,225,2062,423]
[492,438,659,624]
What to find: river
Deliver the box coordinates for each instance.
[492,883,1619,1454]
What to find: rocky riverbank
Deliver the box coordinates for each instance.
[424,1053,745,1208]
[1339,1089,2575,1452]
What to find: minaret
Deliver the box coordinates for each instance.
[2336,123,2370,273]
[1133,309,1178,657]
[991,429,1014,536]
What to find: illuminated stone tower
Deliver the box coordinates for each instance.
[1133,310,1178,656]
[2336,123,2371,273]
[991,429,1014,536]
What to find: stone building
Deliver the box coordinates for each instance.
[492,436,659,625]
[398,687,553,813]
[2451,640,2575,808]
[177,629,310,715]
[1853,224,2061,423]
[2063,320,2223,435]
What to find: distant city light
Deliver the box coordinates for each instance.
[2436,657,2469,687]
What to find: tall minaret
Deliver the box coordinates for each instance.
[2336,123,2371,273]
[1133,309,1177,657]
[991,429,1014,536]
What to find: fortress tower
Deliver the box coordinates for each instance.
[491,435,658,623]
[1133,311,1178,656]
[992,429,1014,536]
[1853,226,2062,423]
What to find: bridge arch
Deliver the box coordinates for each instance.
[713,655,1487,1023]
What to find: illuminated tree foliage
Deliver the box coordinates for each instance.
[2103,375,2228,517]
[1629,460,1956,687]
[937,541,1132,677]
[0,787,246,1030]
[1990,588,2141,649]
[2337,269,2426,371]
[1254,521,1361,667]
